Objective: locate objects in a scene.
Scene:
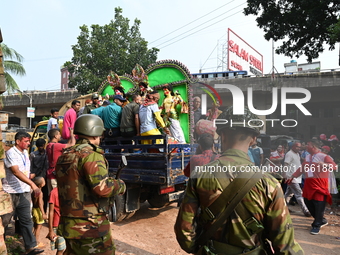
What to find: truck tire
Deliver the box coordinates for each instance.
[148,193,170,208]
[109,194,127,222]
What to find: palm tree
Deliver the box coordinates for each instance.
[1,43,26,93]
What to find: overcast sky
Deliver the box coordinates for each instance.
[2,0,339,92]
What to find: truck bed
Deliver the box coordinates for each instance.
[101,135,190,186]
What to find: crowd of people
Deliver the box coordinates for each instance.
[1,114,125,254]
[246,133,339,236]
[1,84,340,254]
[253,134,339,235]
[68,88,187,147]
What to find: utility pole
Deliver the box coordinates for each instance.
[269,39,279,81]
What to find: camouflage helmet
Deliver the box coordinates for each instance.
[215,106,263,135]
[74,114,105,136]
[92,93,99,99]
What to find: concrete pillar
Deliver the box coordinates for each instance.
[20,117,29,128]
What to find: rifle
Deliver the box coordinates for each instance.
[263,158,283,181]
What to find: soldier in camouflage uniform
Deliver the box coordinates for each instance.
[56,114,126,255]
[174,107,304,255]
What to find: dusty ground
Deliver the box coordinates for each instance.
[5,201,340,255]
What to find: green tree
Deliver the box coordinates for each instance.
[244,0,340,62]
[329,19,340,46]
[1,43,25,93]
[65,7,159,94]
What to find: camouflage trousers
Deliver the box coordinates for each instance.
[0,218,7,255]
[64,229,115,255]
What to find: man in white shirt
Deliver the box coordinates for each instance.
[1,131,44,255]
[284,142,311,217]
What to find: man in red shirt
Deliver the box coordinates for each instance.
[287,139,337,235]
[62,100,80,140]
[46,128,75,194]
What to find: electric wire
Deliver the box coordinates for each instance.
[150,0,237,44]
[200,44,218,70]
[158,5,245,49]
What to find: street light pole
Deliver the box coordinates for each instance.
[17,90,33,129]
[28,94,32,129]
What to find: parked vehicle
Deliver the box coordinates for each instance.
[270,135,301,150]
[4,124,34,147]
[29,119,63,153]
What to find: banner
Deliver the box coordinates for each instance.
[27,107,35,118]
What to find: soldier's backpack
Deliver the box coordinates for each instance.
[56,144,112,217]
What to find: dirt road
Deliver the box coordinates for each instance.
[6,202,340,255]
[114,203,340,255]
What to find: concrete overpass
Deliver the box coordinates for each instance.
[2,90,81,129]
[2,70,340,140]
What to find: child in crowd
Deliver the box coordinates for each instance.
[47,108,59,132]
[31,177,48,248]
[46,187,66,254]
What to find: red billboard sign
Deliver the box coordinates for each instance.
[228,28,263,76]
